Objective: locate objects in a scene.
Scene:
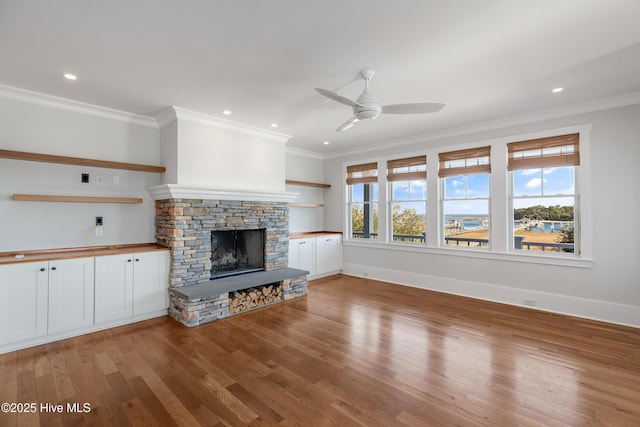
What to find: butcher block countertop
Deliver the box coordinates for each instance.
[0,243,168,265]
[289,231,342,239]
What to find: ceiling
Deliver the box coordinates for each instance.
[2,1,640,154]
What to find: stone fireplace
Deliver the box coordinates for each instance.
[151,107,307,326]
[155,196,308,326]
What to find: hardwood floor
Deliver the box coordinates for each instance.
[1,274,639,426]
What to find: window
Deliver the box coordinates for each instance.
[388,156,427,243]
[508,133,579,254]
[439,146,491,248]
[347,162,378,240]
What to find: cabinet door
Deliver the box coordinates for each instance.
[48,257,95,334]
[290,239,316,275]
[316,235,342,274]
[0,262,49,345]
[288,240,300,269]
[94,254,134,323]
[297,238,316,275]
[133,251,169,315]
[325,235,343,272]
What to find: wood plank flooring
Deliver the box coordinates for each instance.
[1,274,639,426]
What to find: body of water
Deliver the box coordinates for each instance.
[446,215,570,233]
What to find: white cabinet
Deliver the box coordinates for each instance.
[288,238,316,276]
[95,253,134,323]
[316,235,343,275]
[1,257,94,344]
[95,250,168,322]
[48,257,95,334]
[0,261,48,345]
[132,251,169,315]
[0,248,168,353]
[289,234,342,279]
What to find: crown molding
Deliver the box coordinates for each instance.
[322,90,640,159]
[0,84,158,128]
[156,106,292,144]
[285,145,324,160]
[148,184,299,202]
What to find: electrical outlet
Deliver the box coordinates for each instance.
[81,173,89,183]
[95,226,103,236]
[96,175,103,184]
[95,216,103,226]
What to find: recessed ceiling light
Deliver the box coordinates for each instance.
[270,123,278,128]
[552,87,563,93]
[63,73,77,80]
[222,110,231,115]
[323,141,330,145]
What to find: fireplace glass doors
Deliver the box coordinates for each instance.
[211,229,265,279]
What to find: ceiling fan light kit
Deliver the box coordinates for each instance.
[315,69,445,131]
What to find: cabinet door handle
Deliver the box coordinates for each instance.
[127,259,132,262]
[51,267,56,270]
[40,267,46,271]
[135,258,140,262]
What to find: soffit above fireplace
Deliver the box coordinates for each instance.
[148,184,298,202]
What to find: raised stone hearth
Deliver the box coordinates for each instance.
[155,198,308,326]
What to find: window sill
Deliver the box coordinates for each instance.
[343,239,593,268]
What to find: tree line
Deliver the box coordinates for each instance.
[513,205,573,221]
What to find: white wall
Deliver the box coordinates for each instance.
[322,103,640,327]
[0,93,160,251]
[285,149,325,232]
[158,108,289,194]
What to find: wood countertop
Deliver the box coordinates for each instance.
[289,231,342,239]
[0,243,169,265]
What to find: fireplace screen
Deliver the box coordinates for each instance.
[211,229,265,279]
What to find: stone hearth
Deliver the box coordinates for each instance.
[155,198,308,326]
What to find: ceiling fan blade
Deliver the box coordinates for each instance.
[336,116,359,132]
[381,103,446,114]
[315,88,363,108]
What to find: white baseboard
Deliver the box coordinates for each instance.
[342,263,640,328]
[308,269,342,281]
[0,309,168,355]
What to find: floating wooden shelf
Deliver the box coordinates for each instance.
[0,149,165,173]
[285,180,330,189]
[288,203,324,208]
[12,194,143,204]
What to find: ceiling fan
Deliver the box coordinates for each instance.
[315,69,445,131]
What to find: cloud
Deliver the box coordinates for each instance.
[520,169,539,176]
[526,177,547,188]
[451,179,463,187]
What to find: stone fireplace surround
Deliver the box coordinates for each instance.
[155,196,308,326]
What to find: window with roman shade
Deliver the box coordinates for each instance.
[387,155,427,181]
[507,133,579,170]
[439,146,491,249]
[438,146,491,177]
[346,162,378,184]
[509,133,579,254]
[347,162,379,240]
[387,156,427,244]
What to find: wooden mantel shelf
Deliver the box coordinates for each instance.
[0,149,165,173]
[285,180,330,189]
[12,194,143,204]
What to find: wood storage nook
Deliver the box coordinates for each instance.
[230,283,284,314]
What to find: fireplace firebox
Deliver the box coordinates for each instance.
[211,229,265,279]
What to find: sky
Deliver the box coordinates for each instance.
[351,166,575,215]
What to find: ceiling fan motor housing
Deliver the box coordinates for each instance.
[354,88,382,120]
